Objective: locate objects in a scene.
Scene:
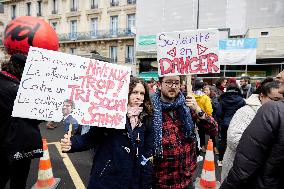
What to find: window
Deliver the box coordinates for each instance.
[110,16,118,36]
[26,2,31,16]
[90,18,98,38]
[109,46,117,63]
[37,1,42,16]
[71,0,78,12]
[52,0,58,14]
[70,48,77,54]
[261,31,269,37]
[127,0,136,4]
[110,0,119,7]
[0,3,4,13]
[126,45,134,63]
[90,0,98,9]
[11,5,16,19]
[70,20,77,39]
[51,22,58,31]
[127,14,135,33]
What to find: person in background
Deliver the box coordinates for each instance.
[0,54,43,189]
[203,84,219,154]
[208,86,219,116]
[203,84,211,96]
[215,83,246,167]
[180,81,187,97]
[221,78,283,182]
[227,77,237,85]
[213,77,227,99]
[61,99,80,135]
[46,121,58,129]
[152,76,218,189]
[255,79,261,89]
[60,77,154,189]
[193,80,213,153]
[239,76,255,99]
[148,78,157,96]
[220,70,284,189]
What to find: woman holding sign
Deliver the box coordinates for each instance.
[60,77,154,189]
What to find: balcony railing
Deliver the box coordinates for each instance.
[127,0,136,4]
[125,58,134,63]
[91,4,98,9]
[109,58,117,63]
[70,7,77,12]
[110,1,119,6]
[57,29,135,42]
[52,10,58,14]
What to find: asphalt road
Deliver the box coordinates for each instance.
[5,123,221,189]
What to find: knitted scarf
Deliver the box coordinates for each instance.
[152,91,195,158]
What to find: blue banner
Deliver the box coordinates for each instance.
[219,38,257,50]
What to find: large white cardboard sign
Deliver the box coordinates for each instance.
[12,47,131,129]
[157,29,220,76]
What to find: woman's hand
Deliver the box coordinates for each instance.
[60,134,72,152]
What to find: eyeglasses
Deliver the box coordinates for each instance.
[163,80,181,88]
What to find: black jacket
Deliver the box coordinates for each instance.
[216,90,246,128]
[69,115,153,189]
[0,73,43,161]
[221,100,284,189]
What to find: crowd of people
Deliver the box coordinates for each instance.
[1,53,284,189]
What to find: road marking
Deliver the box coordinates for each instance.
[48,142,86,189]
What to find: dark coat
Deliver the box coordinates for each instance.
[63,115,79,134]
[0,73,43,161]
[69,115,153,189]
[220,100,284,189]
[216,90,246,128]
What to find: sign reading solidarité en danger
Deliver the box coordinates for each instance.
[12,47,131,129]
[157,29,220,76]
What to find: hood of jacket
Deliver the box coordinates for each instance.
[220,91,244,107]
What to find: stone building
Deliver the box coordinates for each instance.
[0,0,136,70]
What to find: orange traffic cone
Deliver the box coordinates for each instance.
[32,138,60,189]
[199,139,217,189]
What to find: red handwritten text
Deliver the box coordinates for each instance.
[159,53,219,75]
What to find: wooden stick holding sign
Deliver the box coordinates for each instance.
[60,123,73,157]
[186,76,192,94]
[67,123,73,139]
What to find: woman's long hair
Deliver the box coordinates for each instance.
[128,77,153,115]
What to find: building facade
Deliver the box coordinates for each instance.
[136,0,284,82]
[0,0,136,69]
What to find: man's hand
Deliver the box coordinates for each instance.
[185,94,202,113]
[60,134,72,152]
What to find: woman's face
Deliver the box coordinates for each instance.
[259,88,283,105]
[221,80,228,87]
[129,83,145,107]
[203,86,210,96]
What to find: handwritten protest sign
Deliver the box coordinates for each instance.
[12,47,131,129]
[157,29,220,76]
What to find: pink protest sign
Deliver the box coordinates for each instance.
[12,47,131,129]
[157,29,220,76]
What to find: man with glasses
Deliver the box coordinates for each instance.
[151,75,218,189]
[220,71,284,189]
